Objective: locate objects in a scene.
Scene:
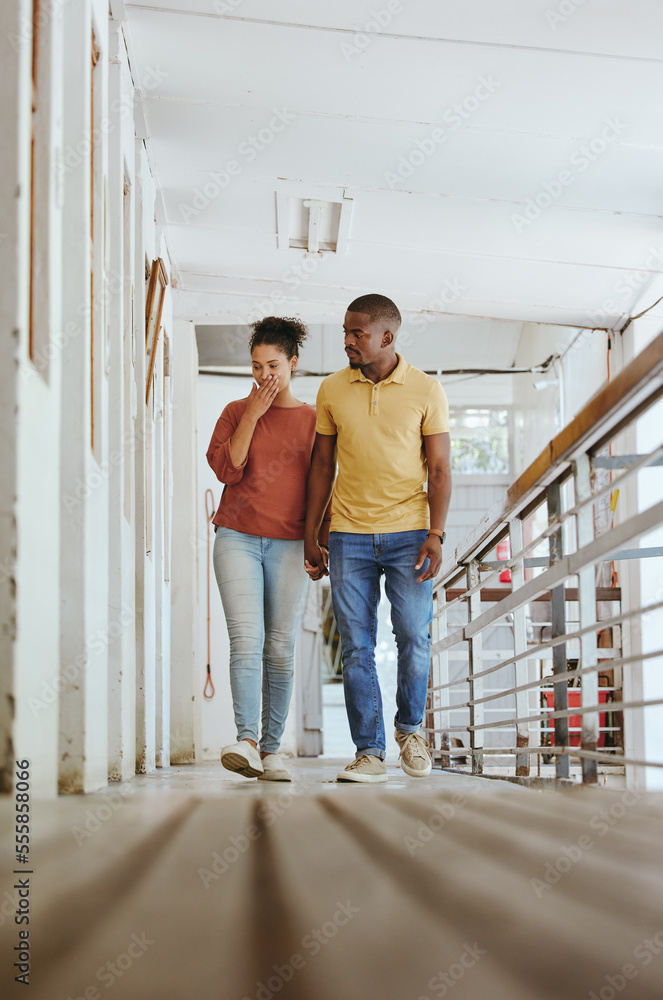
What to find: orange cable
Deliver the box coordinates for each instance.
[204,489,216,699]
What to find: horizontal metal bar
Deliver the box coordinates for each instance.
[592,454,663,469]
[436,439,663,598]
[480,547,663,570]
[431,745,663,771]
[464,499,663,640]
[441,697,663,733]
[433,648,663,708]
[430,598,663,684]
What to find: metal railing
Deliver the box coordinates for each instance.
[426,331,663,784]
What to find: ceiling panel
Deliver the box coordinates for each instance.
[125,1,663,345]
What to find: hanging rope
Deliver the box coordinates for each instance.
[204,488,216,700]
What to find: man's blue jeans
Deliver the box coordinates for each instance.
[329,530,434,759]
[213,527,308,753]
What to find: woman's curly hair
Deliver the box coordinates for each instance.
[248,316,309,360]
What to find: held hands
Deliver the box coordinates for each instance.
[245,376,280,421]
[415,534,442,582]
[304,540,329,581]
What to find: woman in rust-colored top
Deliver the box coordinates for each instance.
[207,317,329,782]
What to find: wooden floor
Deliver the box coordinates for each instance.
[2,760,663,1000]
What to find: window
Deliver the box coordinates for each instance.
[449,408,510,475]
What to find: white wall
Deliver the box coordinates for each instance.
[1,1,179,796]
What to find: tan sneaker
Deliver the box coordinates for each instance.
[221,740,264,778]
[394,729,432,777]
[337,755,388,783]
[257,753,292,782]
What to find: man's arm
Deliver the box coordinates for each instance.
[415,432,452,582]
[304,433,337,580]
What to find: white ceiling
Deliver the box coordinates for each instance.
[124,0,663,367]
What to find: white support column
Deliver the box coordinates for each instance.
[430,590,450,768]
[467,561,484,775]
[509,519,530,777]
[574,454,599,784]
[0,0,30,793]
[58,2,109,794]
[107,21,137,782]
[170,319,200,763]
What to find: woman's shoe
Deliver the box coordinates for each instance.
[257,753,292,781]
[221,740,264,777]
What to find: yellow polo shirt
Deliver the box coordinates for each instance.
[315,354,449,533]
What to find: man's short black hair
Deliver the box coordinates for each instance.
[346,293,402,332]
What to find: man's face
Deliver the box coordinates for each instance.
[343,311,388,368]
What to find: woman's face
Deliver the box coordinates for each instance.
[251,343,297,392]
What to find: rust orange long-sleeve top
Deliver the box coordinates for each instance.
[207,398,330,540]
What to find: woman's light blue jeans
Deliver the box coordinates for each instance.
[213,527,308,754]
[329,530,434,760]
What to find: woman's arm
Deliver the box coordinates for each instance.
[228,378,280,467]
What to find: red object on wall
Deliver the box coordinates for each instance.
[542,689,618,747]
[497,538,511,583]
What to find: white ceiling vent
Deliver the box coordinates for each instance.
[276,192,353,256]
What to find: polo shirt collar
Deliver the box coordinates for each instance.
[348,353,407,385]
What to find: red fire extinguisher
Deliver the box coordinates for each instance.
[497,538,511,583]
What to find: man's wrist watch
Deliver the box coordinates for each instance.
[427,529,446,543]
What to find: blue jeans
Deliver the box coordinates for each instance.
[329,530,433,759]
[213,527,308,754]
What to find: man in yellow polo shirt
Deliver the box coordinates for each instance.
[304,293,452,782]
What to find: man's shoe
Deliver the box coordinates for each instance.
[394,729,432,777]
[336,755,388,783]
[221,740,264,778]
[257,753,292,782]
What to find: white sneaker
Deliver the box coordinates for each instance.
[221,740,264,778]
[336,755,388,783]
[394,729,432,777]
[257,753,292,782]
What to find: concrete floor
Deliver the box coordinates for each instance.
[3,761,663,1000]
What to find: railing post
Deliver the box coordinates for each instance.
[430,587,450,768]
[547,482,570,779]
[574,454,599,784]
[467,560,484,775]
[509,518,530,776]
